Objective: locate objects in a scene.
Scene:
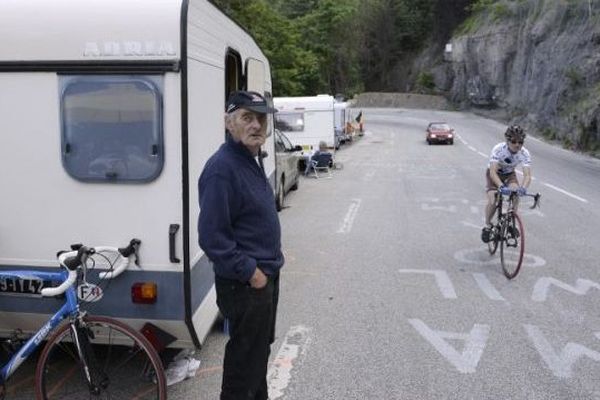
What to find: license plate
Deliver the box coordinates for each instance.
[0,278,51,297]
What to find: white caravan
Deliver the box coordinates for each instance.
[274,95,335,151]
[0,0,276,348]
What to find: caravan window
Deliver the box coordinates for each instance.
[274,112,304,132]
[60,75,164,182]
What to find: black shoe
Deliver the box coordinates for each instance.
[481,226,492,243]
[507,226,520,239]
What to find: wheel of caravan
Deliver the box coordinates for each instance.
[276,179,284,211]
[35,315,166,400]
[500,213,525,279]
[290,176,299,191]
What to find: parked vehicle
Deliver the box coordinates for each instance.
[274,130,302,211]
[334,101,351,146]
[426,122,455,145]
[0,0,276,349]
[274,95,336,151]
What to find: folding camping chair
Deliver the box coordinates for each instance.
[309,152,333,178]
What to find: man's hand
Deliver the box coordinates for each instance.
[249,267,268,289]
[499,185,511,195]
[517,186,527,196]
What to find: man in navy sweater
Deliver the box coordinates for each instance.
[198,90,283,400]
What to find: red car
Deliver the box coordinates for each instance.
[426,122,454,145]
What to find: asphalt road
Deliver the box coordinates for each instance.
[171,108,600,400]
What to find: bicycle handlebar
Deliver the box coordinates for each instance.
[496,187,541,209]
[40,239,141,297]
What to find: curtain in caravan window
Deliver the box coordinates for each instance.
[60,75,164,182]
[245,59,264,93]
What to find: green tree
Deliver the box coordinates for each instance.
[293,0,362,96]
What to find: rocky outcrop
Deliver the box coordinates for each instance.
[354,92,450,110]
[444,0,600,152]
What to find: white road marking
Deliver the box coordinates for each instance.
[268,325,312,399]
[531,277,600,302]
[409,319,490,374]
[542,182,588,203]
[421,203,457,213]
[461,221,481,229]
[362,171,376,181]
[453,247,547,268]
[524,324,600,378]
[337,198,362,234]
[477,151,488,158]
[398,269,457,299]
[472,273,506,301]
[468,145,477,152]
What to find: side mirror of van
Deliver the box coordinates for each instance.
[293,145,303,152]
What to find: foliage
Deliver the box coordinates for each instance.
[565,67,583,88]
[212,0,477,96]
[416,72,436,92]
[490,3,512,21]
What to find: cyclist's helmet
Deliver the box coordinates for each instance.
[504,125,526,141]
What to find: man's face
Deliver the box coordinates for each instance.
[507,138,524,154]
[225,108,267,155]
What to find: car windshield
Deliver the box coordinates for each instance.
[430,123,450,130]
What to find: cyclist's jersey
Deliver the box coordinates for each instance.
[488,142,531,174]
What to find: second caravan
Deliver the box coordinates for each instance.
[274,95,336,151]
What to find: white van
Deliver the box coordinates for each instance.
[0,0,276,349]
[274,95,336,151]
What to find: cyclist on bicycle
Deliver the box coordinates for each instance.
[481,125,532,243]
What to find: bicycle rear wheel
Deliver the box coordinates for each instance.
[35,315,166,400]
[500,212,525,279]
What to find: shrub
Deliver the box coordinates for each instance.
[416,72,436,92]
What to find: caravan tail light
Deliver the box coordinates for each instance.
[131,282,157,304]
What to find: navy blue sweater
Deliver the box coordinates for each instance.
[198,135,284,282]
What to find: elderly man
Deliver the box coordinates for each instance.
[198,90,283,400]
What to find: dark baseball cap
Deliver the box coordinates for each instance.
[226,90,277,114]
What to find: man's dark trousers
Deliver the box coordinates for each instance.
[215,273,280,400]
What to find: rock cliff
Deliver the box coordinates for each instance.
[444,0,600,153]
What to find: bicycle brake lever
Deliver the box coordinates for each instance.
[530,193,541,209]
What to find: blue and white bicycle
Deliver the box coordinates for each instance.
[0,239,166,399]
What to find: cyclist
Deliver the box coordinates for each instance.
[481,125,532,243]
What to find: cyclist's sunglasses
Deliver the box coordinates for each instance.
[510,140,524,145]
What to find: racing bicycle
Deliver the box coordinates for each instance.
[487,188,541,279]
[0,239,167,399]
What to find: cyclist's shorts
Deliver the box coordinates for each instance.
[485,168,517,191]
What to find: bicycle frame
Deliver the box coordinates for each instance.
[0,269,78,384]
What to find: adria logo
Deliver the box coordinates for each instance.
[83,41,176,57]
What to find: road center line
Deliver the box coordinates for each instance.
[542,182,588,203]
[337,198,362,233]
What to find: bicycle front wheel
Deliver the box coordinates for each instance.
[35,315,166,400]
[500,212,525,279]
[487,225,499,255]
